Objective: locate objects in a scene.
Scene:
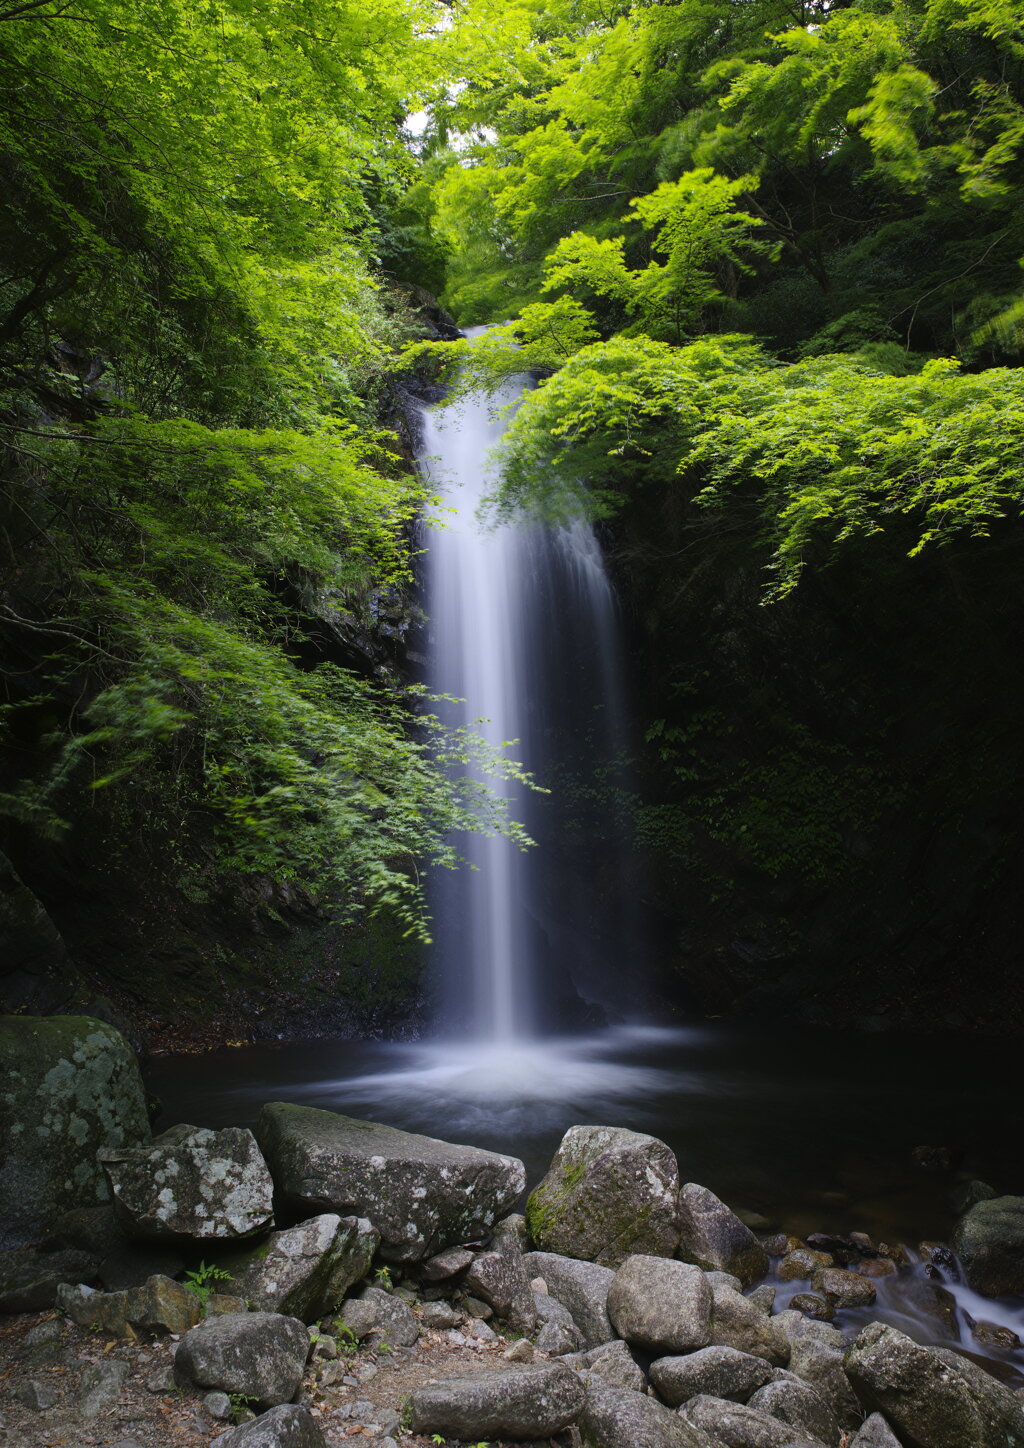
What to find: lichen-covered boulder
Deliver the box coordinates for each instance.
[526,1125,680,1267]
[952,1195,1024,1296]
[0,1015,150,1249]
[677,1184,768,1287]
[175,1310,309,1407]
[224,1214,377,1322]
[256,1103,524,1264]
[99,1123,274,1242]
[845,1321,1024,1448]
[523,1251,616,1349]
[409,1362,584,1440]
[606,1255,712,1355]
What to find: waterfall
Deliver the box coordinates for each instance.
[417,337,640,1042]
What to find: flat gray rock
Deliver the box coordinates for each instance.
[176,1310,309,1407]
[850,1413,903,1447]
[681,1394,826,1447]
[748,1378,839,1444]
[845,1321,1024,1448]
[100,1124,273,1242]
[526,1125,681,1267]
[580,1371,717,1448]
[709,1281,790,1366]
[225,1213,378,1322]
[607,1254,712,1355]
[339,1285,420,1347]
[523,1251,615,1348]
[677,1184,769,1288]
[256,1103,524,1263]
[79,1359,129,1420]
[409,1362,584,1439]
[651,1346,775,1407]
[212,1404,327,1447]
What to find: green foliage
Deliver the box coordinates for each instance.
[184,1261,234,1308]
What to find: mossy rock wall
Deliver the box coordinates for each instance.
[0,1014,151,1248]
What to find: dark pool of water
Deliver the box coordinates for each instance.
[148,1021,1020,1246]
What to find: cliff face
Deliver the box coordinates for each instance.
[610,484,1024,1032]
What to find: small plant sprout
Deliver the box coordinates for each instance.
[183,1260,233,1308]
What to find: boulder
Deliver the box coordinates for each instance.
[748,1378,839,1444]
[607,1255,712,1355]
[256,1103,524,1263]
[526,1125,680,1267]
[710,1281,790,1366]
[850,1413,903,1447]
[812,1268,875,1308]
[338,1285,420,1347]
[774,1311,860,1429]
[650,1347,775,1407]
[57,1272,201,1335]
[535,1289,583,1353]
[100,1124,274,1242]
[176,1310,309,1406]
[790,1293,834,1322]
[225,1214,377,1322]
[777,1250,833,1283]
[409,1362,584,1439]
[579,1371,717,1448]
[463,1215,538,1332]
[0,1015,150,1248]
[952,1196,1024,1297]
[845,1321,1024,1448]
[567,1339,648,1394]
[0,1246,98,1312]
[681,1395,826,1447]
[210,1404,327,1447]
[523,1251,615,1348]
[677,1185,768,1287]
[420,1246,473,1281]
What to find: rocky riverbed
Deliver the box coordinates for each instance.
[3,1015,1024,1448]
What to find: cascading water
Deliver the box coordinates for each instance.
[416,333,640,1045]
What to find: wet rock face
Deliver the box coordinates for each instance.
[525,1125,681,1267]
[0,1014,151,1249]
[845,1320,1024,1448]
[175,1310,310,1407]
[952,1195,1024,1296]
[256,1102,525,1263]
[677,1183,769,1287]
[99,1123,274,1242]
[409,1362,585,1440]
[606,1254,713,1355]
[224,1214,378,1322]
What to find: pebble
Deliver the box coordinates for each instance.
[463,1295,493,1319]
[504,1338,535,1363]
[145,1365,176,1392]
[357,1364,378,1382]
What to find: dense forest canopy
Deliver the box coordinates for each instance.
[1,0,1023,1029]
